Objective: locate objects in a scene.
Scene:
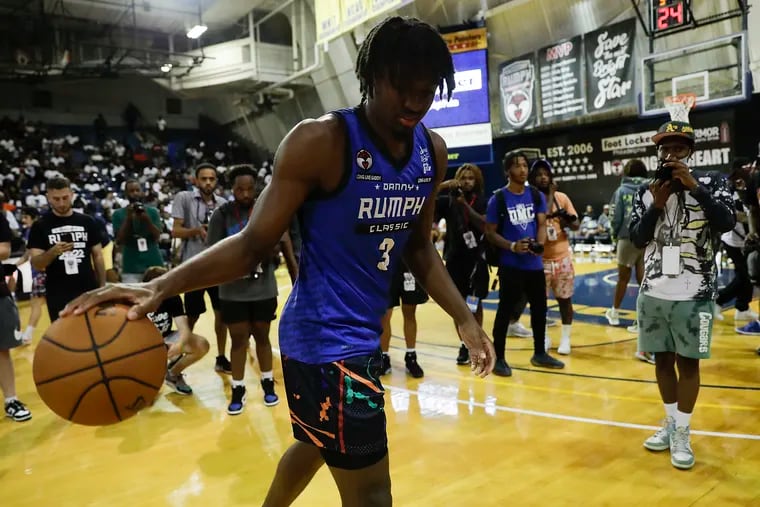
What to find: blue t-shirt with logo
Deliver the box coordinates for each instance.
[486,186,546,271]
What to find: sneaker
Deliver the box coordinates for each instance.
[507,322,532,338]
[380,354,392,375]
[626,323,639,334]
[261,379,279,407]
[165,372,193,395]
[492,358,512,377]
[635,351,656,364]
[735,309,759,321]
[544,335,552,351]
[605,308,620,326]
[404,352,424,378]
[215,355,232,374]
[736,320,760,336]
[227,385,247,415]
[643,416,675,451]
[713,305,725,321]
[557,337,571,355]
[530,353,565,369]
[456,344,470,365]
[670,426,695,469]
[4,399,31,422]
[546,318,559,327]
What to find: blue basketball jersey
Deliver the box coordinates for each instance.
[278,108,437,363]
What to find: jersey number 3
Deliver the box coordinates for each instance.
[377,238,395,271]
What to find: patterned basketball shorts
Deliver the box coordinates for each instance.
[282,349,387,467]
[544,255,575,299]
[31,270,46,298]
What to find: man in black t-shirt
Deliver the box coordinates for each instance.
[0,213,32,422]
[435,163,489,365]
[28,177,106,321]
[143,266,209,395]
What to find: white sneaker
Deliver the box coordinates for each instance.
[544,336,552,351]
[626,323,639,334]
[557,337,571,355]
[713,305,724,321]
[508,322,532,338]
[605,308,620,326]
[670,426,695,469]
[735,309,759,322]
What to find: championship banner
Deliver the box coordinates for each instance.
[315,0,342,44]
[423,27,492,165]
[316,0,413,44]
[538,35,584,123]
[584,18,637,113]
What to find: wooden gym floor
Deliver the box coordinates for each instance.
[2,259,760,506]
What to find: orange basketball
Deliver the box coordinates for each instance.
[33,303,167,426]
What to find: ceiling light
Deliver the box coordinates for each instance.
[186,25,208,39]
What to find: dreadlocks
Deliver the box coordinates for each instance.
[355,16,455,104]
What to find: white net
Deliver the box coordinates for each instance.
[663,93,697,123]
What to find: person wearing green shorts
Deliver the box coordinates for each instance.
[630,117,735,470]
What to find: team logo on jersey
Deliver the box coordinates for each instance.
[356,149,373,171]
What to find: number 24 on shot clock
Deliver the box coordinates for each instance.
[651,0,690,33]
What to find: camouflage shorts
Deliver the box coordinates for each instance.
[636,293,715,359]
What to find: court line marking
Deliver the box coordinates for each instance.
[384,384,760,441]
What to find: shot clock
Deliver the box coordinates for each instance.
[651,0,691,33]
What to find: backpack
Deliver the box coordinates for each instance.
[484,186,543,267]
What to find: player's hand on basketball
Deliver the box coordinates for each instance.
[60,281,162,320]
[650,180,672,209]
[458,320,496,377]
[670,163,698,190]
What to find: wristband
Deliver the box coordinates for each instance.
[510,242,516,252]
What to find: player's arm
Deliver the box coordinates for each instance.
[403,131,494,375]
[62,116,341,317]
[91,243,106,287]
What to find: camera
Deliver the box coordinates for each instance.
[548,208,577,223]
[132,202,145,213]
[528,240,544,255]
[450,186,464,199]
[655,160,673,181]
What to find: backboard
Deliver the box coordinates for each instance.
[639,32,749,117]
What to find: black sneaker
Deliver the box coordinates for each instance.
[165,371,193,395]
[531,353,565,369]
[215,355,232,375]
[380,353,392,376]
[5,399,31,422]
[261,378,279,407]
[493,358,512,377]
[404,352,424,378]
[456,344,470,365]
[227,385,247,415]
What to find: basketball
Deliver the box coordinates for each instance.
[32,304,167,426]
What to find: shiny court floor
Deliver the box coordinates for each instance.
[2,260,760,506]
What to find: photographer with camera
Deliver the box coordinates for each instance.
[485,151,565,376]
[630,118,734,470]
[172,163,229,373]
[529,159,579,355]
[112,179,163,284]
[436,163,489,365]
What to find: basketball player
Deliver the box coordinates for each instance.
[631,119,734,470]
[206,165,280,412]
[171,163,229,373]
[0,213,31,421]
[62,17,495,507]
[143,266,210,395]
[28,177,105,322]
[380,264,426,378]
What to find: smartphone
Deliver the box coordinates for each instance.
[60,232,74,244]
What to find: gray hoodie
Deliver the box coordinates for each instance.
[610,176,647,240]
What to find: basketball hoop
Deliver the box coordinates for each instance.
[663,93,697,123]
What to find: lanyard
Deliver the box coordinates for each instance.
[233,204,252,232]
[462,194,477,230]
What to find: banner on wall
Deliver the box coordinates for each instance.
[538,36,584,123]
[424,27,492,166]
[584,18,637,114]
[498,52,539,133]
[316,0,414,44]
[503,110,733,208]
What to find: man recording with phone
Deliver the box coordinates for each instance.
[112,179,164,283]
[630,118,734,470]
